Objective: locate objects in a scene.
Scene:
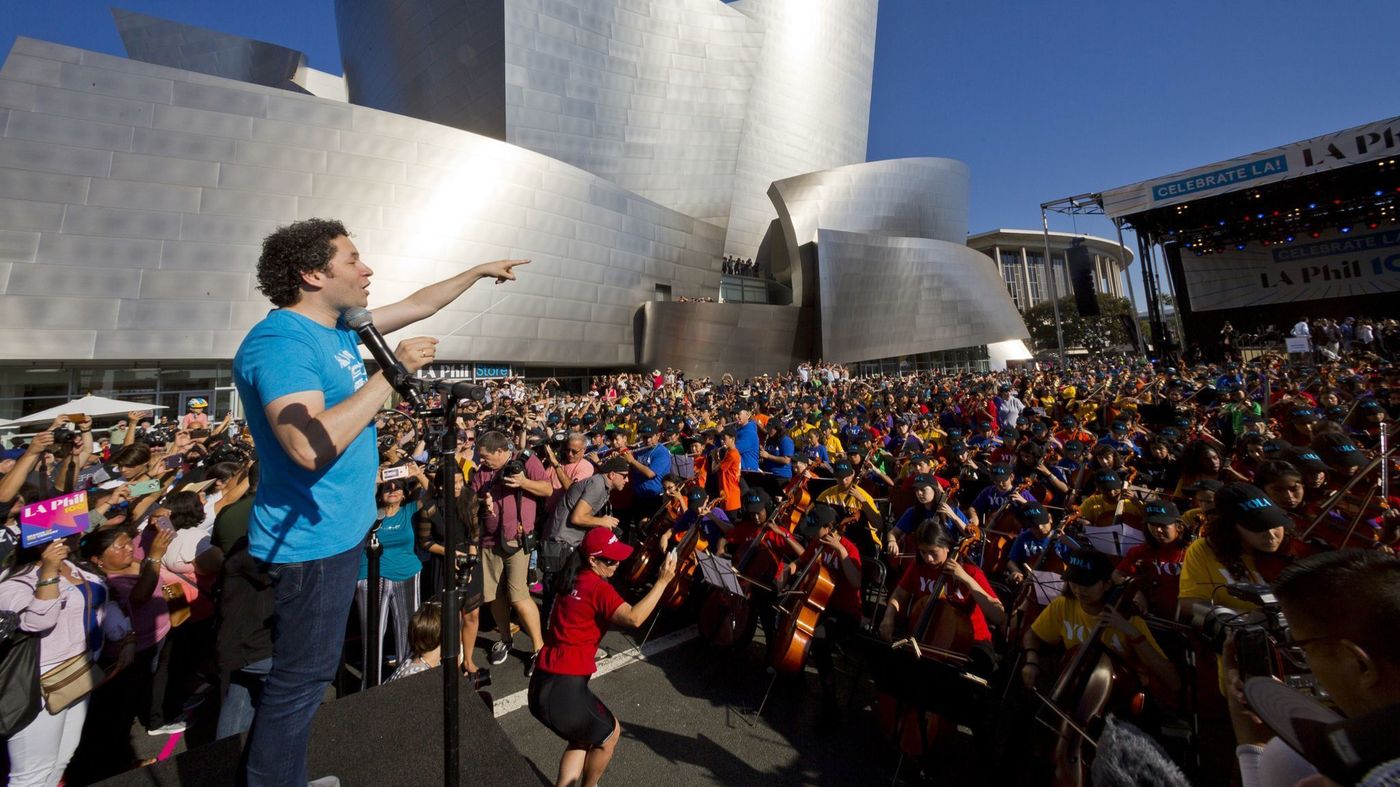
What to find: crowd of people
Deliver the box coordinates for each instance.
[722,255,762,278]
[1213,315,1400,363]
[2,343,1399,785]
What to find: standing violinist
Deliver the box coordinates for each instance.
[1021,549,1180,699]
[878,518,1003,676]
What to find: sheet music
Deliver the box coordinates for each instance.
[1081,524,1146,557]
[696,552,744,595]
[1029,569,1064,606]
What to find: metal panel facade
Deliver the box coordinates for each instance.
[0,37,723,365]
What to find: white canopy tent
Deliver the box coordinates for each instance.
[0,395,166,428]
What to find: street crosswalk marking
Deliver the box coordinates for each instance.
[493,625,699,718]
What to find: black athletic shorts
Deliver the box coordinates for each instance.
[528,670,617,748]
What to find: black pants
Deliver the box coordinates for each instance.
[811,611,860,686]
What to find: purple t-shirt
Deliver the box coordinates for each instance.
[471,454,550,547]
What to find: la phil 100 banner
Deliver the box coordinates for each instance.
[1181,227,1400,312]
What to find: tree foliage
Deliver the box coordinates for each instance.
[1021,294,1137,354]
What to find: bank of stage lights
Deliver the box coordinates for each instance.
[1172,158,1400,256]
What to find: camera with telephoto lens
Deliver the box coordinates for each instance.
[51,426,79,445]
[1192,582,1320,695]
[500,458,525,478]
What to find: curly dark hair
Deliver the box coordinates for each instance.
[256,218,349,307]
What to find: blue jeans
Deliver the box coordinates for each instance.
[217,657,273,740]
[242,542,362,787]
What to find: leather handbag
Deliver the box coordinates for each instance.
[39,652,104,714]
[0,611,41,735]
[162,580,192,627]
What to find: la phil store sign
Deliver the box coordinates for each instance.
[1101,115,1400,217]
[1180,227,1400,311]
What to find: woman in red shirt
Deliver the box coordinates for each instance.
[877,517,1004,677]
[528,527,677,787]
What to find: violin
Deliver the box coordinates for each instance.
[1041,581,1146,787]
[619,492,686,588]
[768,514,856,673]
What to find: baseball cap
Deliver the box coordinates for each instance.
[989,464,1013,477]
[800,503,839,537]
[1018,504,1050,526]
[1289,407,1321,424]
[1185,478,1225,495]
[1311,432,1368,469]
[637,421,657,436]
[1287,448,1330,474]
[1214,482,1293,532]
[598,457,630,474]
[741,488,772,514]
[582,527,633,562]
[1094,470,1124,490]
[1062,549,1114,585]
[832,460,854,477]
[910,474,938,491]
[1142,500,1181,525]
[687,487,708,506]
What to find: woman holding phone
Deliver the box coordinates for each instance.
[528,527,677,787]
[355,461,430,685]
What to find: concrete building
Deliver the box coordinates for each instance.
[966,229,1132,312]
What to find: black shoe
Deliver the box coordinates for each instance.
[524,651,540,678]
[467,668,492,690]
[487,640,510,666]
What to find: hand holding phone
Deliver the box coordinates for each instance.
[379,465,410,483]
[128,479,162,497]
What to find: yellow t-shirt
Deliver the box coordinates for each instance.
[456,455,475,477]
[823,434,845,457]
[1078,494,1146,525]
[1176,538,1263,614]
[1030,596,1165,658]
[817,484,880,550]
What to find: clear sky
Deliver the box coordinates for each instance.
[4,0,1398,303]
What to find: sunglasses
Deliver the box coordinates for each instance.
[596,557,619,567]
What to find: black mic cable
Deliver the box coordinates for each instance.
[343,307,426,411]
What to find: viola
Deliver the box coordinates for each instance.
[768,515,856,673]
[619,493,686,588]
[1041,581,1146,787]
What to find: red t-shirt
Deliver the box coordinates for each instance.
[539,569,625,676]
[1116,541,1187,618]
[796,537,862,618]
[725,522,789,582]
[895,559,994,643]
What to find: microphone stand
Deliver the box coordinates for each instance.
[423,378,488,787]
[365,517,384,688]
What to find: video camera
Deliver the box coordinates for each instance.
[1192,583,1320,695]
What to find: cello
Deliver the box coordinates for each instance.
[696,518,786,647]
[1037,581,1146,787]
[619,490,686,587]
[655,501,713,611]
[768,513,857,673]
[881,530,984,756]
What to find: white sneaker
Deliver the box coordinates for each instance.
[146,719,186,736]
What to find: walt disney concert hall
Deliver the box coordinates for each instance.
[0,1,1029,393]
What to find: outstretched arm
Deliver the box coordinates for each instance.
[370,259,530,334]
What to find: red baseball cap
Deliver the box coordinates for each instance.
[582,528,633,562]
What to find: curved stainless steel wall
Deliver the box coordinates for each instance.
[815,230,1030,364]
[0,38,723,366]
[113,8,308,92]
[722,0,878,259]
[335,0,508,139]
[635,300,813,380]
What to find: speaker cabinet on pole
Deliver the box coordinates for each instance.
[1067,239,1100,317]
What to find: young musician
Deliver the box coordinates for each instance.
[878,518,1004,676]
[1113,499,1190,619]
[780,504,862,694]
[529,529,677,787]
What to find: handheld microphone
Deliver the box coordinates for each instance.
[343,307,426,411]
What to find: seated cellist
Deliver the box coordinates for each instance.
[779,504,863,698]
[877,517,1003,677]
[1020,549,1180,702]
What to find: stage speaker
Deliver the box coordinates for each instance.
[96,671,538,787]
[1067,239,1100,317]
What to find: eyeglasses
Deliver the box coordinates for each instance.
[596,558,619,567]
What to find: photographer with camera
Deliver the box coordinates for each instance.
[1227,550,1400,787]
[539,457,630,623]
[472,430,551,676]
[543,432,594,518]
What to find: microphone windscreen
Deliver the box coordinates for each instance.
[1091,715,1190,787]
[343,307,373,330]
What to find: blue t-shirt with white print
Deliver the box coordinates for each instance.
[233,310,378,563]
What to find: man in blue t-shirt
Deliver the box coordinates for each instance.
[232,218,526,787]
[734,408,761,471]
[622,421,672,518]
[759,419,795,478]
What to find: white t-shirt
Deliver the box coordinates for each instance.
[1292,321,1311,337]
[163,528,214,580]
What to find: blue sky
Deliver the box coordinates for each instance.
[4,0,1398,303]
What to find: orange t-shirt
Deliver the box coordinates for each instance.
[720,448,742,511]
